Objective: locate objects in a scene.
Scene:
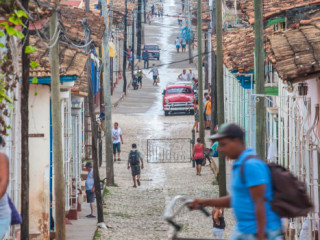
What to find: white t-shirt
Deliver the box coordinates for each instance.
[112,127,122,144]
[180,73,188,81]
[187,72,195,81]
[175,39,180,46]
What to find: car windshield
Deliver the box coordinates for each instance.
[166,87,192,94]
[144,45,158,50]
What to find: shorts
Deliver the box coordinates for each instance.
[113,142,121,154]
[138,77,142,83]
[212,228,225,238]
[131,165,141,177]
[182,44,186,48]
[206,114,211,121]
[195,159,203,165]
[176,45,180,49]
[153,75,158,81]
[86,190,96,203]
[204,112,207,121]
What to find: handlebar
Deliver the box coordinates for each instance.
[164,196,210,237]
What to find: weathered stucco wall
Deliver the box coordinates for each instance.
[28,84,50,240]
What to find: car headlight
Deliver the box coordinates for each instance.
[189,98,194,103]
[165,99,169,104]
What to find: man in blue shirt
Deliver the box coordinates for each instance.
[188,123,282,240]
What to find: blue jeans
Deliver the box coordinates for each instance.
[0,216,11,239]
[230,227,282,240]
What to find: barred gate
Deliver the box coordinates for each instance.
[147,138,192,163]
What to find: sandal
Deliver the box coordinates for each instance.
[137,180,141,186]
[86,214,96,218]
[133,185,137,188]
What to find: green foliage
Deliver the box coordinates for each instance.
[30,61,39,69]
[0,43,4,48]
[25,45,36,54]
[32,77,38,84]
[0,31,4,37]
[14,10,28,19]
[9,14,24,26]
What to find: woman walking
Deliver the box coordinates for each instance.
[192,100,199,132]
[192,138,205,176]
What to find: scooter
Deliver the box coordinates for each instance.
[164,196,224,240]
[132,75,139,90]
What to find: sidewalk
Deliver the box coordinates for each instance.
[111,71,133,108]
[66,203,97,240]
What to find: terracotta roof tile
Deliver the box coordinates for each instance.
[211,27,273,73]
[59,4,105,45]
[240,0,320,25]
[266,19,320,81]
[29,36,88,78]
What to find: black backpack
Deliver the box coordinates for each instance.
[241,156,313,218]
[129,150,139,165]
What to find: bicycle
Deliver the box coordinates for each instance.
[164,196,225,240]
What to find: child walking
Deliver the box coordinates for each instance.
[212,207,225,239]
[127,143,144,188]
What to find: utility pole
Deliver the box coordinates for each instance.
[255,0,265,159]
[137,0,142,58]
[204,33,209,89]
[86,57,104,222]
[102,0,115,185]
[49,10,66,240]
[123,0,128,93]
[21,0,29,239]
[83,4,104,223]
[187,0,193,63]
[210,0,217,134]
[143,0,146,23]
[197,0,204,144]
[85,0,90,12]
[131,11,135,79]
[216,0,226,197]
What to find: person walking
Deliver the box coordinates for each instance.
[204,96,212,129]
[192,100,199,132]
[188,123,282,240]
[203,92,208,126]
[127,143,144,188]
[137,66,143,88]
[187,68,195,81]
[0,141,11,239]
[112,122,124,161]
[181,37,187,52]
[178,69,188,81]
[175,37,181,53]
[151,4,155,16]
[192,138,205,176]
[85,162,96,218]
[149,64,159,86]
[212,207,226,239]
[142,50,149,69]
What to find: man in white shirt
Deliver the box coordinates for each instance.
[112,122,124,161]
[178,69,188,81]
[175,37,181,53]
[187,68,195,81]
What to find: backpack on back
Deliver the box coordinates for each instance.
[129,150,139,165]
[241,156,313,218]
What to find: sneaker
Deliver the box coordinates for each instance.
[137,179,141,186]
[117,158,121,161]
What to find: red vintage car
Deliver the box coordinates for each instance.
[162,83,195,116]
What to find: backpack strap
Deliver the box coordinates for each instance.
[240,155,260,184]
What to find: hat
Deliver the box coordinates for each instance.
[189,68,192,70]
[132,143,137,148]
[85,162,93,168]
[209,123,244,141]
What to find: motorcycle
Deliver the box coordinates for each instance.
[132,74,139,90]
